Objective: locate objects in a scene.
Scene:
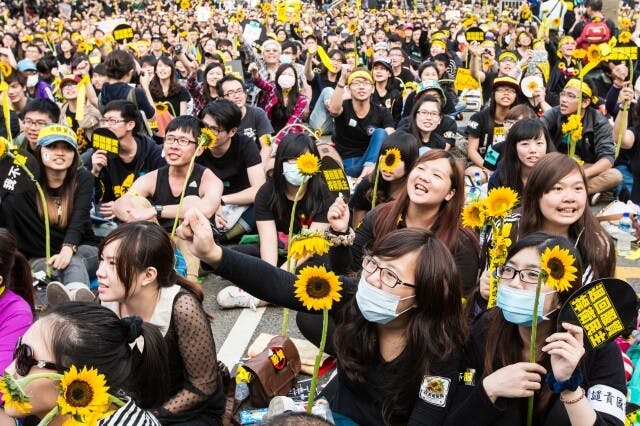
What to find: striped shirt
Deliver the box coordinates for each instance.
[99,399,161,426]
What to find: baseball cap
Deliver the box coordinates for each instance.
[17,59,37,73]
[416,80,446,104]
[493,76,520,91]
[36,124,78,150]
[60,74,81,88]
[372,58,393,73]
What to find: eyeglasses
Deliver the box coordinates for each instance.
[349,80,372,88]
[416,110,440,118]
[362,256,415,289]
[495,87,517,94]
[99,118,127,126]
[223,88,245,97]
[205,125,221,134]
[13,337,61,376]
[24,118,49,128]
[164,136,196,146]
[496,265,541,285]
[559,91,579,100]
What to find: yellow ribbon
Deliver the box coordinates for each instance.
[317,46,338,73]
[0,81,11,143]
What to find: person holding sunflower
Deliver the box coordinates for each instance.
[179,209,467,426]
[447,232,626,425]
[2,303,169,426]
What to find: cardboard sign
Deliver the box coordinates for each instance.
[0,149,39,195]
[224,59,245,82]
[243,20,263,45]
[465,27,485,43]
[320,156,350,202]
[92,128,120,154]
[608,45,638,61]
[113,24,134,43]
[454,67,481,91]
[558,278,637,350]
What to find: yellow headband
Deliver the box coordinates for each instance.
[431,40,447,50]
[347,70,373,85]
[566,79,597,103]
[558,35,575,46]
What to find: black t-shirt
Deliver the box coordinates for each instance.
[333,100,394,159]
[254,179,330,234]
[481,71,498,106]
[238,106,274,149]
[466,108,505,170]
[154,86,191,117]
[394,67,415,84]
[196,133,261,195]
[151,164,205,231]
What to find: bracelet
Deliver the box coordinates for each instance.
[336,83,345,88]
[559,387,585,405]
[324,227,355,246]
[545,367,583,393]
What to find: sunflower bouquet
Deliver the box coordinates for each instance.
[461,186,519,308]
[0,366,124,425]
[526,246,577,426]
[371,147,401,209]
[293,265,342,413]
[170,127,217,238]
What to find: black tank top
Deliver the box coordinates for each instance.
[152,164,205,231]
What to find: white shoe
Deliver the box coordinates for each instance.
[46,281,71,305]
[67,282,96,302]
[216,286,262,310]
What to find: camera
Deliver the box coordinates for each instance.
[483,48,492,54]
[174,44,182,54]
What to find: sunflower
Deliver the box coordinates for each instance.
[551,17,561,28]
[557,62,566,71]
[572,49,587,60]
[525,79,540,93]
[180,0,189,10]
[482,58,493,69]
[199,127,217,149]
[462,199,486,229]
[586,44,601,63]
[0,61,12,78]
[0,374,32,414]
[0,137,7,159]
[296,153,320,176]
[619,31,632,44]
[348,21,359,34]
[294,265,342,311]
[379,148,401,173]
[289,232,331,260]
[540,245,578,292]
[485,187,518,218]
[236,9,245,22]
[57,366,110,420]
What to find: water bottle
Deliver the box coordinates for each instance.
[474,171,487,198]
[466,172,482,204]
[617,212,633,256]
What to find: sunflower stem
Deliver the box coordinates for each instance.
[109,394,125,408]
[282,177,307,336]
[487,221,499,308]
[36,405,58,426]
[371,157,382,209]
[307,308,328,413]
[526,271,545,426]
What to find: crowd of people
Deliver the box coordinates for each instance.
[1,0,640,424]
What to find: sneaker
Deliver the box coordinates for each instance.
[590,192,601,206]
[46,281,71,306]
[72,287,96,302]
[216,286,263,310]
[266,396,296,419]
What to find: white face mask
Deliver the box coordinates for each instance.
[280,54,292,64]
[355,276,415,324]
[26,75,39,87]
[278,74,296,90]
[282,162,305,186]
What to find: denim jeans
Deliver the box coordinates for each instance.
[614,164,634,196]
[30,245,99,285]
[309,87,335,136]
[341,128,387,177]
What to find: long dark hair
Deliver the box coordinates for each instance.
[365,131,419,205]
[35,144,80,229]
[373,150,470,251]
[203,62,225,103]
[409,94,442,142]
[483,232,583,416]
[274,63,300,118]
[519,152,615,279]
[0,228,34,310]
[500,119,555,195]
[46,303,169,409]
[268,133,327,230]
[334,228,466,423]
[149,56,183,101]
[98,222,204,301]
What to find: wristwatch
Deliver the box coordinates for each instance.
[154,205,163,219]
[63,243,78,254]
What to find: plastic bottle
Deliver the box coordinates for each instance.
[617,212,633,256]
[466,172,482,204]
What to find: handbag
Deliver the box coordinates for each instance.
[242,335,301,407]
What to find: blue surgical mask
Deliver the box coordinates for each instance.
[282,162,305,186]
[497,285,557,326]
[355,276,415,324]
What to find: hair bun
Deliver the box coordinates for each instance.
[121,316,144,343]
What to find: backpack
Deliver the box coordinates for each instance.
[98,86,154,137]
[575,19,611,48]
